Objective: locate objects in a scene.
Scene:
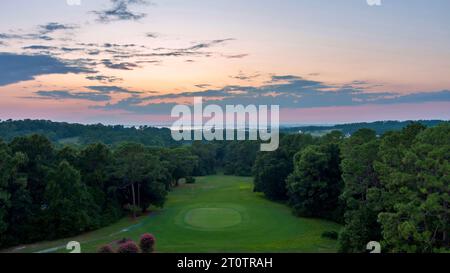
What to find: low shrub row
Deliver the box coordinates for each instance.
[98,233,156,253]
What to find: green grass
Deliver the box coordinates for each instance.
[184,207,242,229]
[4,175,341,253]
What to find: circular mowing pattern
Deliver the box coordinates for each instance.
[184,208,242,230]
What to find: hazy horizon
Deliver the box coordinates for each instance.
[1,117,446,128]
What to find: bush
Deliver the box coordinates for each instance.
[321,231,339,240]
[139,233,156,253]
[98,244,115,253]
[186,177,196,184]
[117,241,140,253]
[118,238,132,244]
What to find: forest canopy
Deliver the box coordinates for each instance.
[0,119,448,253]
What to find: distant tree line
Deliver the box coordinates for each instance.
[282,120,444,136]
[1,119,442,148]
[0,119,177,147]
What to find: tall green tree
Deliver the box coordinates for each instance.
[45,161,93,238]
[253,134,315,200]
[3,174,32,246]
[113,143,169,215]
[339,129,383,252]
[78,143,117,226]
[223,141,259,176]
[0,141,13,236]
[8,135,53,242]
[375,123,449,252]
[0,141,31,247]
[163,147,198,186]
[286,143,344,222]
[191,141,217,176]
[9,134,53,207]
[56,146,79,166]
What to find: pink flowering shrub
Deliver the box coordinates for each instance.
[118,238,132,244]
[98,244,115,253]
[117,241,140,253]
[139,233,156,253]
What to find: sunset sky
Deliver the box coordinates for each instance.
[0,0,449,125]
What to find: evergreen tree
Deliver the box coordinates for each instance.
[253,134,315,201]
[0,141,12,237]
[339,129,383,252]
[113,143,169,214]
[45,161,93,238]
[376,123,449,252]
[286,143,343,222]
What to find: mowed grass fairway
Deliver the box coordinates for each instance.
[6,175,341,253]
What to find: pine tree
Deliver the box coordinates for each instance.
[339,129,383,252]
[45,161,93,238]
[376,123,449,252]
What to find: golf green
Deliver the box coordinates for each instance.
[184,207,242,229]
[5,175,342,253]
